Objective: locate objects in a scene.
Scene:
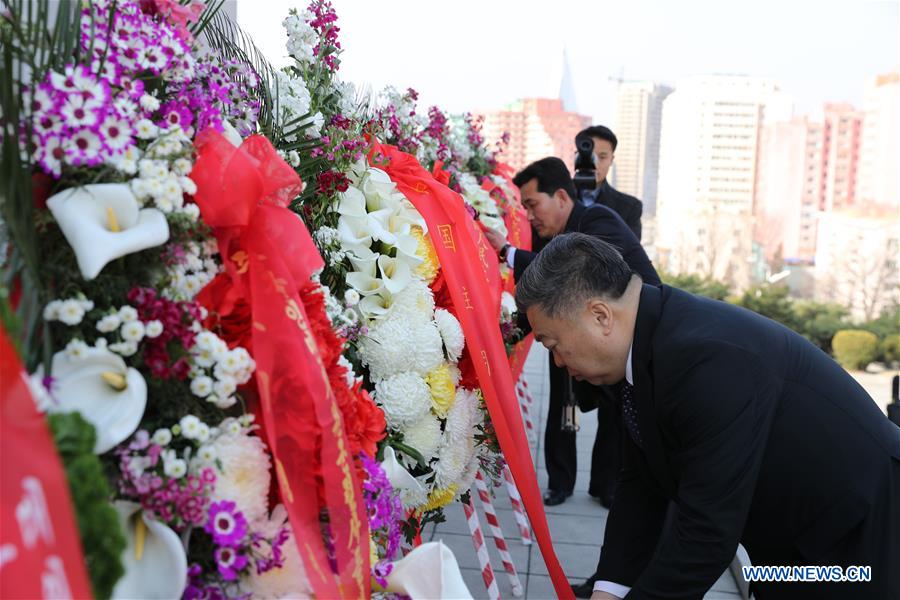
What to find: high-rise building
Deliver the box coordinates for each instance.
[480,98,592,173]
[611,81,672,214]
[858,72,900,208]
[754,117,824,264]
[815,207,899,321]
[655,75,793,290]
[821,103,863,212]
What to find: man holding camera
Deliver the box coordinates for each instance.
[577,126,643,241]
[483,157,660,508]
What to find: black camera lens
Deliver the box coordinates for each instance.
[577,137,594,153]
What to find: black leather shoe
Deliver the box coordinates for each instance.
[572,577,598,598]
[542,489,572,506]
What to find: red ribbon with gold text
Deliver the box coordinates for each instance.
[370,142,573,599]
[192,130,368,598]
[1,329,93,600]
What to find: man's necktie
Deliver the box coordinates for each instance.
[621,382,643,449]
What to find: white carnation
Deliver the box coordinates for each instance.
[209,432,272,524]
[400,412,441,468]
[434,308,465,361]
[145,320,164,338]
[96,314,121,333]
[64,339,89,361]
[374,372,431,430]
[58,299,86,326]
[190,376,213,398]
[42,300,62,321]
[120,320,145,343]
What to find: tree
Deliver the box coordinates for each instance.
[791,300,849,353]
[661,271,731,301]
[735,283,797,330]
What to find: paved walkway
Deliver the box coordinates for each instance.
[426,344,742,599]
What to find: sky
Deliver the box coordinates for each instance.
[236,0,899,123]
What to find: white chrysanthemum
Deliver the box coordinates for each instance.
[434,431,473,489]
[434,308,465,361]
[456,450,482,496]
[359,314,443,380]
[209,432,272,525]
[374,372,431,430]
[389,277,436,320]
[445,388,479,441]
[400,412,441,467]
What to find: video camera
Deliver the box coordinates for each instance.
[573,134,597,201]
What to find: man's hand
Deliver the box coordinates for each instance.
[481,225,508,252]
[591,592,623,600]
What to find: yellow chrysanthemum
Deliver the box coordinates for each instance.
[420,483,458,512]
[412,226,440,284]
[426,363,456,418]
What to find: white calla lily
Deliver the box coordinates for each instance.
[367,167,392,183]
[377,254,412,294]
[40,346,147,454]
[47,184,169,280]
[366,208,401,245]
[337,186,367,218]
[359,291,393,320]
[347,246,378,276]
[112,501,188,600]
[394,234,424,267]
[345,271,385,296]
[385,541,473,600]
[337,215,373,249]
[380,446,425,495]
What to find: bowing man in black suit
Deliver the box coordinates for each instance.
[516,233,900,600]
[482,157,660,507]
[577,125,643,241]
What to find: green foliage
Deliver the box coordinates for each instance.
[881,334,900,364]
[735,284,797,329]
[661,272,731,301]
[48,412,125,600]
[789,300,849,354]
[831,330,879,370]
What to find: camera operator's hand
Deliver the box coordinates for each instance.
[481,225,508,252]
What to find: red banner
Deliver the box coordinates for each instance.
[1,331,93,600]
[370,143,573,599]
[192,131,368,598]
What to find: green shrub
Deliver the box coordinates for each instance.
[831,330,879,370]
[49,412,125,599]
[882,334,900,364]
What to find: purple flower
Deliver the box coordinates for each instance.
[205,501,248,547]
[213,545,248,581]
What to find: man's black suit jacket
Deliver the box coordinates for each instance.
[597,284,900,599]
[592,180,643,241]
[513,202,659,286]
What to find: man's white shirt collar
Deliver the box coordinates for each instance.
[625,341,634,385]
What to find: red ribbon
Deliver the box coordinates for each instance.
[370,142,573,599]
[1,329,93,600]
[192,130,369,598]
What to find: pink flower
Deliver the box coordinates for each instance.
[99,116,133,152]
[213,546,248,581]
[205,501,248,547]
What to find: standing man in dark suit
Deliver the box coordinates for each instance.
[482,157,660,507]
[517,233,900,600]
[577,126,643,241]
